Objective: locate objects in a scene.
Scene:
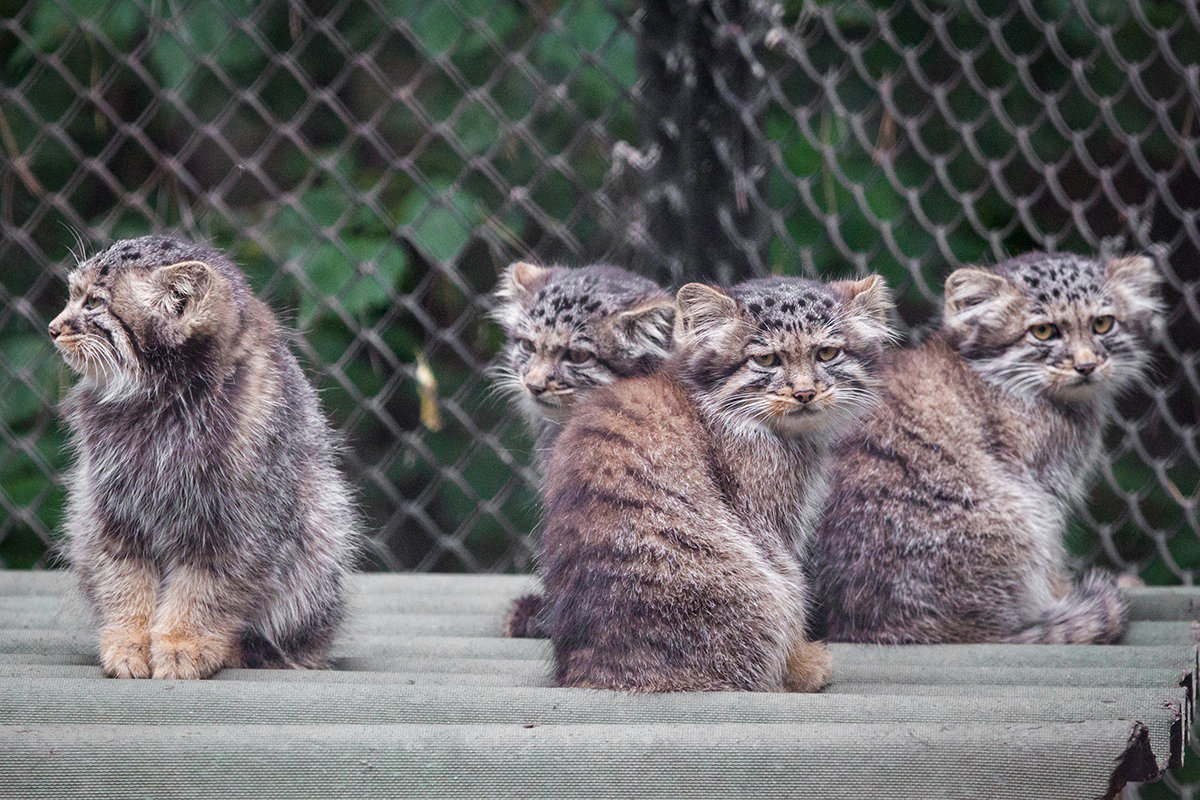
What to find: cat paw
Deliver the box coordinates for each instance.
[149,634,229,680]
[783,639,833,693]
[99,629,151,679]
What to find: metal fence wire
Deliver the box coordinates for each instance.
[1,0,1197,596]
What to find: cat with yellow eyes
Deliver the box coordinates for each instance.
[811,252,1162,644]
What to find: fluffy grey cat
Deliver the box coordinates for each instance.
[490,260,675,447]
[490,260,674,637]
[541,275,895,691]
[812,252,1162,644]
[49,235,359,679]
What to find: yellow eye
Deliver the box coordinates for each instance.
[1092,315,1115,335]
[1029,323,1057,341]
[565,348,593,364]
[816,346,841,362]
[83,295,103,311]
[752,353,780,367]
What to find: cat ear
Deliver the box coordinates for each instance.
[493,261,554,328]
[151,260,232,337]
[153,260,216,317]
[497,261,553,304]
[831,275,897,344]
[613,294,675,356]
[1105,255,1163,321]
[674,283,739,343]
[942,268,1023,338]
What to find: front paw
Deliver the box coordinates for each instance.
[149,634,230,680]
[100,629,151,679]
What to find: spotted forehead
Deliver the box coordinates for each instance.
[731,278,842,333]
[76,235,197,279]
[524,269,655,328]
[999,253,1106,307]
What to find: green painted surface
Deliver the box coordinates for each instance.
[0,572,1195,799]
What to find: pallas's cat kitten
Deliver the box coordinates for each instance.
[491,260,674,638]
[491,260,674,445]
[541,275,895,691]
[50,235,359,679]
[813,253,1162,644]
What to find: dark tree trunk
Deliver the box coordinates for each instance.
[636,0,773,286]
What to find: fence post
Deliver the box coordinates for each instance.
[635,0,774,286]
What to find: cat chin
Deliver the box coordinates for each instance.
[767,408,838,438]
[1045,371,1116,404]
[521,392,573,424]
[1048,381,1112,404]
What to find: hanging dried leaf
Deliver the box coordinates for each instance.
[415,351,442,433]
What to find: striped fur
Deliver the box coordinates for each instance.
[812,253,1161,644]
[542,276,894,691]
[50,235,360,679]
[491,261,673,640]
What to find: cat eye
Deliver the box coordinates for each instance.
[751,353,780,368]
[816,346,841,362]
[83,295,103,311]
[565,348,594,365]
[1029,323,1058,341]
[515,338,535,353]
[1092,315,1115,335]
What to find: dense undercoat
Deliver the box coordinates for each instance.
[812,253,1161,644]
[491,261,674,638]
[51,236,359,679]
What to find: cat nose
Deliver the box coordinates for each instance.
[793,387,816,404]
[1074,360,1098,376]
[48,320,63,340]
[525,381,547,395]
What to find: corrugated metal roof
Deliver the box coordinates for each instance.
[1,572,1195,799]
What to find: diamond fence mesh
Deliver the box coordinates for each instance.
[2,0,1199,792]
[1,0,1197,611]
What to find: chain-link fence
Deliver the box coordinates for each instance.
[1,0,1197,595]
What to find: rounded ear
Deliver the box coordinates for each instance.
[831,274,893,325]
[831,274,897,345]
[1105,255,1163,321]
[943,268,1012,316]
[496,261,553,304]
[613,294,675,355]
[675,283,738,338]
[153,260,217,317]
[941,267,1024,346]
[492,261,555,329]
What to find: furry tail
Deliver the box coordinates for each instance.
[503,593,549,639]
[1006,570,1127,644]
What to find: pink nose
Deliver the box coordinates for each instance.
[1075,361,1097,376]
[793,388,816,403]
[48,321,63,340]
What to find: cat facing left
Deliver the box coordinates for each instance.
[50,235,360,679]
[490,260,675,638]
[490,260,675,452]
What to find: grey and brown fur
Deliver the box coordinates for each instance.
[50,235,359,679]
[490,261,674,638]
[541,275,896,691]
[812,253,1162,644]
